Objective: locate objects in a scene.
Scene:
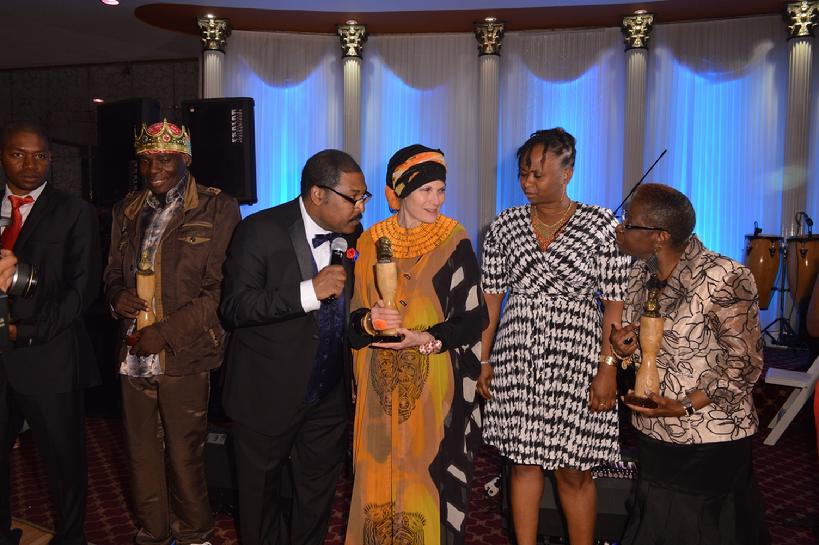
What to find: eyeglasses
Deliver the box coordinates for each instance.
[618,212,666,232]
[318,184,372,206]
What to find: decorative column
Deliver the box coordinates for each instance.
[198,16,231,99]
[782,1,818,236]
[474,17,504,238]
[621,12,654,201]
[338,21,368,163]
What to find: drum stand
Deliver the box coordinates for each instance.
[761,243,800,346]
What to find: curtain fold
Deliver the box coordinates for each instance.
[224,31,343,215]
[645,16,787,258]
[497,27,626,213]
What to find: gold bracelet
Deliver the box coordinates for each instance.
[361,311,377,336]
[598,354,617,367]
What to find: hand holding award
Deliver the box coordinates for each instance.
[623,285,662,409]
[372,236,402,342]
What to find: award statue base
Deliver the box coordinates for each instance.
[623,394,658,409]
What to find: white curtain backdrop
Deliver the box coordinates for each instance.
[497,27,626,213]
[360,33,481,240]
[644,15,788,326]
[224,31,343,216]
[645,16,787,257]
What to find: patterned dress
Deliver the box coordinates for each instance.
[345,215,487,545]
[481,203,630,469]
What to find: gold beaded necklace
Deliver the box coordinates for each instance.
[370,214,458,258]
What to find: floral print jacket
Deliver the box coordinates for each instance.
[623,235,764,444]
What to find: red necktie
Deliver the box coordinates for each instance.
[1,195,34,250]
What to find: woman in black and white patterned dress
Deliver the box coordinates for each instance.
[477,128,630,545]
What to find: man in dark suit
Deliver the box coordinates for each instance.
[0,122,101,545]
[220,149,369,545]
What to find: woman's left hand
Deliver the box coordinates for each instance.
[622,391,685,418]
[371,328,435,350]
[588,367,617,412]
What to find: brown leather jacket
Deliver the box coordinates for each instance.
[104,175,241,376]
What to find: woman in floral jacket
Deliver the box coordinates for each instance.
[610,183,769,545]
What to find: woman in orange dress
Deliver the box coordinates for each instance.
[345,145,487,545]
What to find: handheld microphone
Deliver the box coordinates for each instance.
[330,237,348,266]
[323,238,348,303]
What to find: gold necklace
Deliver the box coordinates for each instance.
[370,214,458,258]
[533,201,574,228]
[531,201,576,249]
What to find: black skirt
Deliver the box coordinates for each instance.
[621,433,770,545]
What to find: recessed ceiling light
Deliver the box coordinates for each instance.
[485,16,497,23]
[634,9,647,14]
[206,13,214,19]
[92,97,105,103]
[100,0,119,5]
[346,19,358,25]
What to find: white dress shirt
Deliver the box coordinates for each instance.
[298,197,335,313]
[0,182,47,235]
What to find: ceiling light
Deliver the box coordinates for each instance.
[634,9,647,14]
[346,19,358,25]
[92,97,105,103]
[100,0,119,5]
[485,16,497,23]
[206,13,214,19]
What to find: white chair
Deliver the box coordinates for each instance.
[763,355,819,446]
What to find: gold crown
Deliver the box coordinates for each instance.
[134,119,192,156]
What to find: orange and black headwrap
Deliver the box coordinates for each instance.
[384,144,446,210]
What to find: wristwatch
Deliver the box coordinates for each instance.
[680,395,696,417]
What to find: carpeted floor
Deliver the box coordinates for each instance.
[10,347,819,545]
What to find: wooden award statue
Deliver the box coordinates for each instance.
[135,251,157,331]
[374,236,401,341]
[624,285,663,408]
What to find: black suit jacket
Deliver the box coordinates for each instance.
[220,198,360,435]
[1,184,101,395]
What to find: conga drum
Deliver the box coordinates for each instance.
[787,235,819,308]
[744,235,782,309]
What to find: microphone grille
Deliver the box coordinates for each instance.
[331,237,348,252]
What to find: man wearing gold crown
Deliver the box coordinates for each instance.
[104,120,241,545]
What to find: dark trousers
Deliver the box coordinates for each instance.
[232,383,347,545]
[121,372,212,545]
[0,379,87,545]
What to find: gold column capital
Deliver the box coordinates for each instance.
[621,13,654,50]
[337,22,368,58]
[785,1,819,38]
[474,18,505,56]
[197,17,231,52]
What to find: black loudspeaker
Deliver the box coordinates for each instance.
[181,97,257,205]
[95,98,161,206]
[501,459,637,543]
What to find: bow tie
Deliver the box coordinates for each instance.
[312,232,342,248]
